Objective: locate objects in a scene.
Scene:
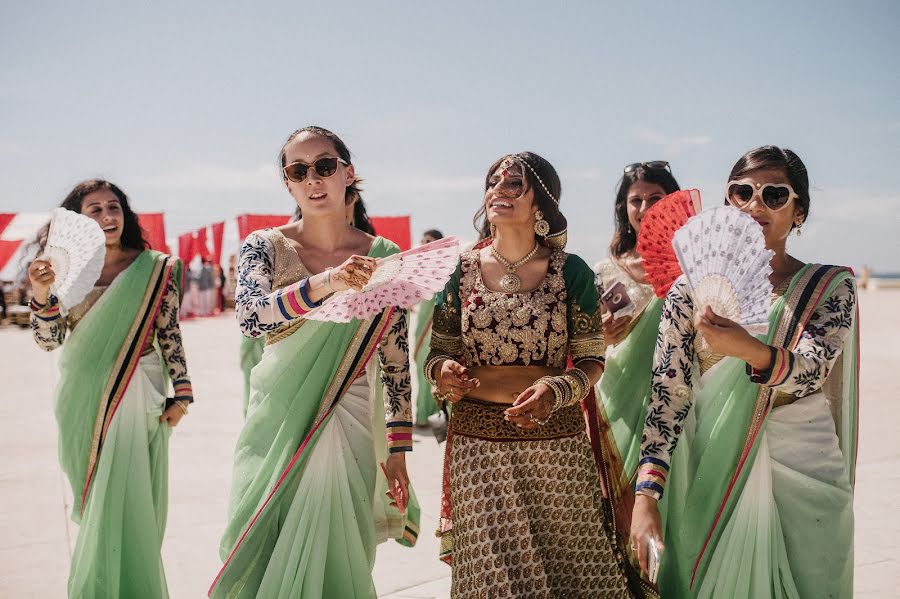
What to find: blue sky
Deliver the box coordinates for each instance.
[2,1,898,271]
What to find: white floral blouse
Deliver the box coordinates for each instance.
[235,229,413,451]
[635,275,857,500]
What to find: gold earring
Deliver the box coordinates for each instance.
[489,223,497,238]
[795,222,803,236]
[534,210,550,236]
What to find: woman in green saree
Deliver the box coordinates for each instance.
[29,179,193,598]
[210,126,418,599]
[413,228,444,426]
[630,147,860,598]
[595,162,680,487]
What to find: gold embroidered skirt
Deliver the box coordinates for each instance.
[448,399,633,598]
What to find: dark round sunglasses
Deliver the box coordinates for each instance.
[624,160,670,174]
[282,156,348,183]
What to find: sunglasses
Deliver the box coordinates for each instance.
[624,161,670,174]
[282,156,348,183]
[726,179,798,211]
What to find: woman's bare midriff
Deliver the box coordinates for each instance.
[464,365,564,405]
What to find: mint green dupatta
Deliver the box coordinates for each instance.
[55,250,176,517]
[658,264,859,598]
[211,238,419,599]
[413,296,438,425]
[598,296,663,486]
[54,250,178,598]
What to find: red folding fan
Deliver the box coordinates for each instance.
[636,189,702,297]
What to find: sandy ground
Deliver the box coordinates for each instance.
[0,289,897,598]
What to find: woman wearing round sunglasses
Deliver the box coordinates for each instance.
[427,152,655,597]
[594,161,680,498]
[630,146,859,597]
[210,126,419,599]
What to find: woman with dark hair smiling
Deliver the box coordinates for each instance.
[595,161,681,491]
[29,179,192,598]
[630,146,859,597]
[427,152,654,597]
[211,126,418,599]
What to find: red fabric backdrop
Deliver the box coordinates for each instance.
[137,213,169,253]
[0,214,14,237]
[236,214,291,242]
[0,240,23,275]
[370,216,411,251]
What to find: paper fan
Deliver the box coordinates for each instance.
[44,207,106,310]
[673,205,774,331]
[636,189,702,297]
[306,236,461,323]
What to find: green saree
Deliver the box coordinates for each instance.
[657,264,859,598]
[211,238,419,599]
[413,296,439,425]
[55,250,178,598]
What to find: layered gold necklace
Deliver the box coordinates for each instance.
[490,242,540,293]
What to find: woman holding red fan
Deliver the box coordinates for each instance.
[427,152,655,597]
[594,161,681,491]
[210,126,419,599]
[630,146,859,597]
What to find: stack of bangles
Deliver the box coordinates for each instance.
[175,400,190,415]
[424,355,452,403]
[535,367,592,413]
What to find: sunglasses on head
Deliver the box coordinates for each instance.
[726,179,798,211]
[624,161,670,174]
[282,156,348,183]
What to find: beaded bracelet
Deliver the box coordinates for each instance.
[424,354,453,387]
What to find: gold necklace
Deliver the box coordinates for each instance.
[490,242,540,293]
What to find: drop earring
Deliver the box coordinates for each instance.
[534,210,550,236]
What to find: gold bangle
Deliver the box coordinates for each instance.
[176,400,189,415]
[424,354,451,387]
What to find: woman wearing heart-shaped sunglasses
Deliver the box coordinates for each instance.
[631,146,859,597]
[210,126,419,599]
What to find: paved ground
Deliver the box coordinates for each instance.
[0,289,897,597]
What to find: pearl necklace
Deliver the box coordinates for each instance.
[490,242,540,293]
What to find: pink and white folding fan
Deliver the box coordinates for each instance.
[306,236,461,322]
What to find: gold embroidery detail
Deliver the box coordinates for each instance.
[452,399,584,440]
[264,229,311,344]
[570,301,603,336]
[570,335,605,362]
[460,250,569,368]
[430,329,463,356]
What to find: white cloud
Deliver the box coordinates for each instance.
[633,129,712,156]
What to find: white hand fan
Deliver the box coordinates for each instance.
[306,236,461,323]
[44,207,106,310]
[672,206,773,332]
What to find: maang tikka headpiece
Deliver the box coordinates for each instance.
[499,155,559,205]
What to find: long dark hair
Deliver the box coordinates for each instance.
[32,179,148,254]
[278,125,374,234]
[727,146,810,229]
[610,165,680,257]
[474,152,566,244]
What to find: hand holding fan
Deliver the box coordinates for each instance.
[306,236,461,322]
[43,208,106,310]
[672,205,773,332]
[636,189,702,297]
